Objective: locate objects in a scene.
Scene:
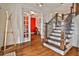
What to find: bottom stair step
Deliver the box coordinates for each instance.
[43,42,65,55]
[43,42,72,55]
[45,41,66,51]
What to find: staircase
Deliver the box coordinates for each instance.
[43,7,75,55]
[43,23,74,55]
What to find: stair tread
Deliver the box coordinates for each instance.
[50,34,61,37]
[45,41,66,51]
[50,33,61,35]
[53,31,61,33]
[51,32,61,34]
[48,36,60,40]
[48,37,70,45]
[48,37,61,42]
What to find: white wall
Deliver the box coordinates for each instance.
[0,3,74,48]
[6,4,24,44]
[72,15,79,47]
[0,4,23,48]
[0,7,7,47]
[36,14,41,35]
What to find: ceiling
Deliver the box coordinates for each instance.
[22,3,72,13]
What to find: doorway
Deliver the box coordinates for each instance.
[23,12,41,47]
[31,15,37,35]
[30,14,40,42]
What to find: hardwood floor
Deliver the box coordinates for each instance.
[16,35,79,56]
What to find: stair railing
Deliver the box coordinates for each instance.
[45,13,58,40]
[44,5,75,50]
[60,6,75,50]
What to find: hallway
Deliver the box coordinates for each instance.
[0,3,79,56]
[16,35,78,56]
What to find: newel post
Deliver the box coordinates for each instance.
[45,23,48,39]
[60,14,65,50]
[70,6,73,14]
[55,13,58,26]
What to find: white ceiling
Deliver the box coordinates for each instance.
[0,3,72,15]
[22,3,72,13]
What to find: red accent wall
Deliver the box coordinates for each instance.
[31,17,36,32]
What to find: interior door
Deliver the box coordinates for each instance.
[23,15,31,47]
[24,16,28,38]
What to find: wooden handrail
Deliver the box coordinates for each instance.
[45,13,57,40]
[45,12,76,24]
[62,14,64,20]
[70,6,73,14]
[55,13,58,26]
[46,15,56,24]
[63,12,76,15]
[55,13,58,20]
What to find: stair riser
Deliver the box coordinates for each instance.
[55,27,61,29]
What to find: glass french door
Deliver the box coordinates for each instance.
[23,13,31,47]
